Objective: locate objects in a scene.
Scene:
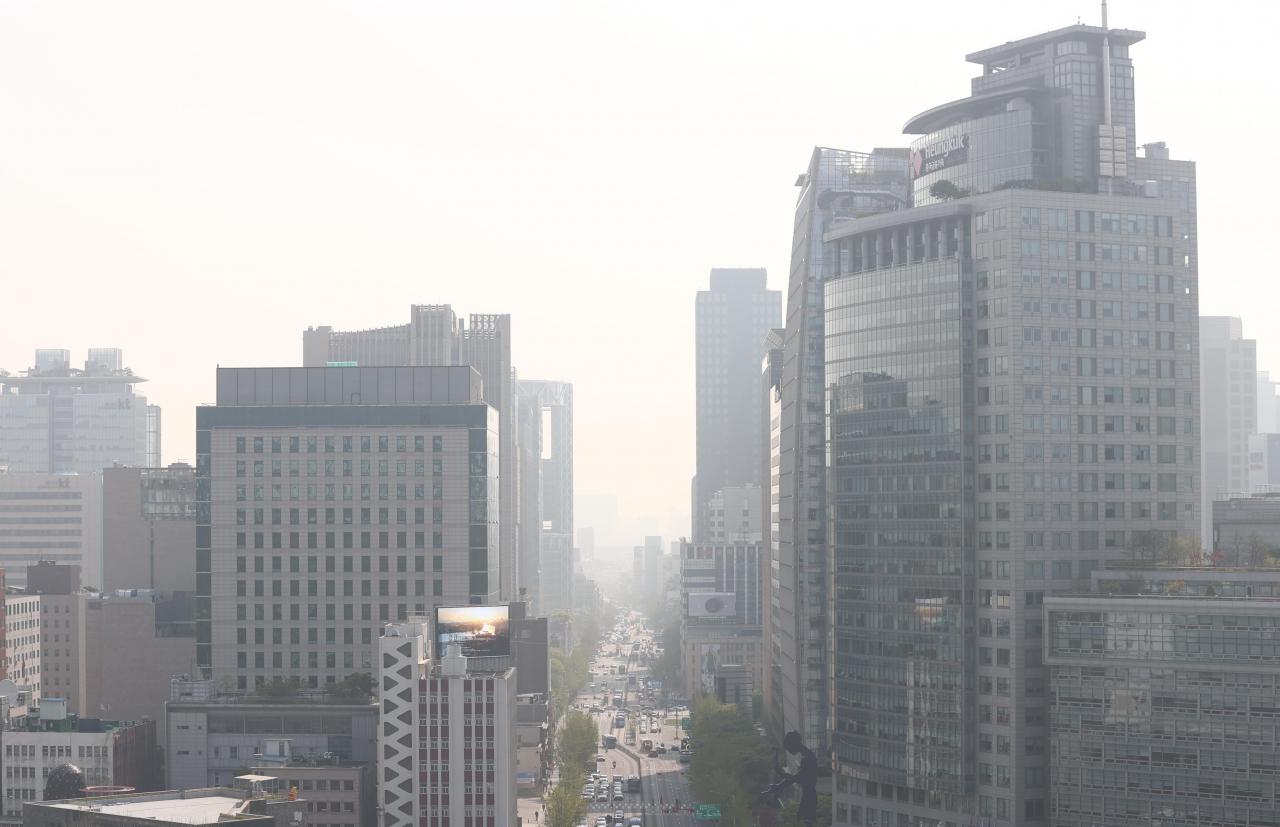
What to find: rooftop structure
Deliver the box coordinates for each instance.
[0,349,158,475]
[23,787,306,827]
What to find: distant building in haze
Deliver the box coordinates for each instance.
[693,269,781,542]
[0,348,159,475]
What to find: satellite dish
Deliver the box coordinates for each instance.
[0,680,19,707]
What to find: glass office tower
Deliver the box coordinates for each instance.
[819,20,1200,827]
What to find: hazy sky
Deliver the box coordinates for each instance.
[1,1,1276,537]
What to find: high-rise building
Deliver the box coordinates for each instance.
[378,621,518,827]
[575,527,594,563]
[0,473,104,589]
[1258,371,1280,435]
[193,366,499,687]
[768,148,910,768]
[304,307,519,604]
[0,348,159,475]
[1201,318,1256,531]
[693,269,781,542]
[643,535,662,599]
[813,20,1200,827]
[514,379,573,615]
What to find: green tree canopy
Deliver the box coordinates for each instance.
[544,767,587,827]
[556,710,600,776]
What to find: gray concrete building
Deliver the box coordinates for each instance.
[304,307,520,605]
[1201,317,1256,534]
[0,348,158,476]
[1212,491,1280,563]
[693,269,781,542]
[1257,371,1279,435]
[165,679,378,790]
[193,366,499,688]
[513,379,573,615]
[1247,433,1280,491]
[1045,585,1280,827]
[814,20,1201,827]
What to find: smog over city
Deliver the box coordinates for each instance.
[0,3,1276,826]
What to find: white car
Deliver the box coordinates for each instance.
[597,791,609,802]
[613,788,624,801]
[613,812,624,823]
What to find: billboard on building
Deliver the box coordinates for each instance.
[435,605,510,658]
[687,592,736,620]
[699,644,721,694]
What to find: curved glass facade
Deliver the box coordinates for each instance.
[911,109,1049,208]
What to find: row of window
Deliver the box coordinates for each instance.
[976,239,1189,267]
[980,414,1190,433]
[975,207,1189,235]
[236,459,443,477]
[235,483,444,501]
[979,444,1194,463]
[977,527,1179,549]
[236,579,447,598]
[236,507,446,525]
[236,602,437,622]
[981,474,1190,493]
[978,386,1192,406]
[236,531,445,549]
[237,554,442,573]
[236,436,444,453]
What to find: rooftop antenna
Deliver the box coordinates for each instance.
[1101,0,1112,126]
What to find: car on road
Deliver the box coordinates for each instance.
[596,754,606,762]
[597,791,609,802]
[628,820,642,827]
[613,789,624,801]
[595,819,607,827]
[613,812,624,823]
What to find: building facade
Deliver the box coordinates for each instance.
[1201,317,1256,530]
[194,366,499,687]
[769,147,911,770]
[165,682,379,791]
[1,712,157,821]
[817,20,1201,827]
[378,622,518,827]
[704,486,762,543]
[1046,591,1280,827]
[0,474,103,589]
[304,308,519,605]
[0,349,158,476]
[102,464,197,595]
[1246,433,1280,491]
[250,760,376,827]
[693,269,782,543]
[513,379,573,616]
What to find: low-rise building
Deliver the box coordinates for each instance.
[3,562,194,731]
[251,758,375,827]
[164,681,377,790]
[0,700,158,821]
[1046,582,1280,827]
[1213,491,1280,562]
[378,620,518,827]
[24,785,306,827]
